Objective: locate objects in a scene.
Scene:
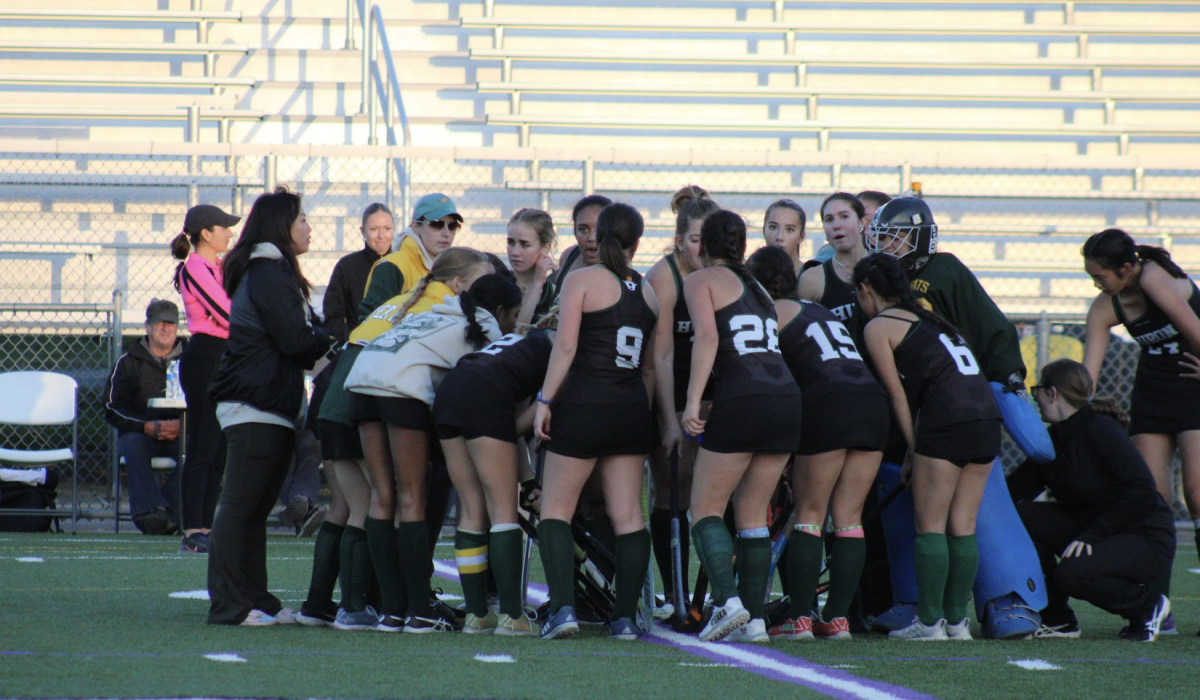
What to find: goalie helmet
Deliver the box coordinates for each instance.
[866,197,938,263]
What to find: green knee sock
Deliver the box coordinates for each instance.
[823,535,867,621]
[489,524,524,618]
[915,532,949,626]
[455,529,490,617]
[944,534,978,624]
[736,533,771,619]
[785,527,824,619]
[306,521,343,611]
[649,509,690,601]
[397,521,432,617]
[537,518,577,614]
[692,516,737,606]
[338,525,369,612]
[614,529,652,620]
[365,517,407,617]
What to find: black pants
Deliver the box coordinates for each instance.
[207,422,295,624]
[179,333,227,531]
[1017,501,1174,620]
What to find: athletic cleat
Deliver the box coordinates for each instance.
[813,617,852,640]
[239,609,278,627]
[463,610,499,635]
[1121,595,1170,643]
[888,617,949,641]
[495,612,535,637]
[727,618,769,643]
[295,603,337,627]
[872,603,918,633]
[179,532,209,554]
[981,593,1042,640]
[375,613,406,633]
[540,605,580,640]
[945,618,973,640]
[699,596,751,643]
[1123,612,1174,637]
[1032,620,1081,639]
[332,606,381,631]
[768,615,814,640]
[297,504,328,538]
[404,612,457,634]
[653,601,676,620]
[607,617,639,640]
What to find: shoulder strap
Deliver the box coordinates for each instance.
[665,254,684,295]
[1110,294,1130,325]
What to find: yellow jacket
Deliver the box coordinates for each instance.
[350,280,455,346]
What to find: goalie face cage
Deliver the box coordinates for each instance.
[866,221,938,260]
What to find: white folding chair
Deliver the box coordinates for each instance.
[0,371,78,532]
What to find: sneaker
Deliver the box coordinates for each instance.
[375,613,406,633]
[279,495,310,526]
[430,592,465,631]
[653,601,676,620]
[768,615,815,640]
[888,617,949,641]
[295,603,336,627]
[404,612,457,634]
[981,593,1041,640]
[1126,613,1175,637]
[813,617,852,640]
[180,532,209,554]
[607,617,639,640]
[727,618,769,643]
[274,607,297,624]
[297,504,327,538]
[332,606,381,631]
[540,605,580,640]
[463,610,499,635]
[699,596,751,643]
[239,609,278,627]
[872,603,918,633]
[136,507,173,536]
[1121,595,1170,643]
[946,617,973,640]
[495,612,536,637]
[1033,620,1081,639]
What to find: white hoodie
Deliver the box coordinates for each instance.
[343,295,502,406]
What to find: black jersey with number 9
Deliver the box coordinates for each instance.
[557,270,658,404]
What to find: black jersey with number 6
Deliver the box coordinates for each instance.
[1113,281,1200,395]
[557,270,658,405]
[778,300,885,402]
[454,329,553,405]
[711,273,799,403]
[891,317,1000,431]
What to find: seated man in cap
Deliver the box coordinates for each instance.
[104,299,187,535]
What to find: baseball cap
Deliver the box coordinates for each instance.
[145,299,180,325]
[412,193,462,223]
[184,204,241,235]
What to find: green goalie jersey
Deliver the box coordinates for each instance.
[906,252,1027,384]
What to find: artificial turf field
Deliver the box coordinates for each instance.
[3,531,1200,700]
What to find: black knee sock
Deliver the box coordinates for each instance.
[490,525,524,618]
[537,518,577,614]
[736,533,771,619]
[692,516,737,606]
[365,517,407,617]
[338,525,369,612]
[614,529,652,620]
[397,521,433,617]
[455,529,491,617]
[305,521,343,612]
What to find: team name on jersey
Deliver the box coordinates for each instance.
[910,279,931,294]
[624,280,638,291]
[676,320,693,334]
[830,304,854,321]
[1134,324,1179,346]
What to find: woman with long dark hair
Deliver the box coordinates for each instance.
[171,204,239,555]
[206,187,332,626]
[854,254,1000,641]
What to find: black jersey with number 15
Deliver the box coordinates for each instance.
[557,270,658,405]
[891,317,1000,431]
[778,300,885,402]
[711,273,799,403]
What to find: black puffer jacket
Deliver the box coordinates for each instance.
[209,244,333,423]
[103,337,185,435]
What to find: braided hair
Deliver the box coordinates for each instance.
[748,245,799,301]
[1082,228,1187,279]
[396,247,488,320]
[701,209,772,309]
[459,273,523,349]
[851,253,961,338]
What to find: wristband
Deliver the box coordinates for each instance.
[535,391,554,405]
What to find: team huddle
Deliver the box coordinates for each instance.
[203,184,1200,645]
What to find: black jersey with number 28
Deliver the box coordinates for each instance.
[711,271,799,403]
[557,270,658,405]
[778,300,885,401]
[890,316,1000,431]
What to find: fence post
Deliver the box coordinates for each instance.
[111,290,123,531]
[401,157,412,225]
[264,155,277,193]
[582,157,595,195]
[385,155,395,213]
[345,0,356,49]
[1036,311,1050,378]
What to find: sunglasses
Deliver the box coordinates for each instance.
[418,219,461,232]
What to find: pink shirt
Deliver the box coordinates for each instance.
[177,254,231,339]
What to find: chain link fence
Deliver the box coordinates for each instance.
[0,143,1193,520]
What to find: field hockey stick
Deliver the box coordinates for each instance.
[519,444,545,605]
[669,447,686,615]
[636,456,657,633]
